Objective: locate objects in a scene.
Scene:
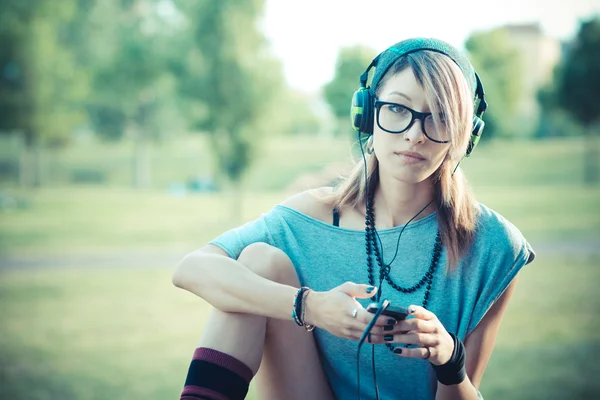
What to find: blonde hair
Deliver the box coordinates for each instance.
[328,50,479,271]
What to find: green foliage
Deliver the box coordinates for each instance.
[174,0,284,183]
[0,0,90,146]
[323,45,376,121]
[556,17,600,127]
[466,29,525,139]
[84,0,185,142]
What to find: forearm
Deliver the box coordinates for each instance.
[172,252,297,321]
[435,376,480,400]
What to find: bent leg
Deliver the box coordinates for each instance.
[248,244,333,400]
[180,243,333,400]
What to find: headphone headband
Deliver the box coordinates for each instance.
[350,37,487,156]
[363,38,486,116]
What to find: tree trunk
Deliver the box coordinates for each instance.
[132,125,151,189]
[18,131,41,188]
[584,125,599,186]
[229,181,243,225]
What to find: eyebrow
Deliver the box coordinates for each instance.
[387,91,412,102]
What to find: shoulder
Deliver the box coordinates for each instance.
[473,203,535,264]
[474,203,521,241]
[280,187,335,224]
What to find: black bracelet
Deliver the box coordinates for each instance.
[292,287,309,326]
[431,332,466,386]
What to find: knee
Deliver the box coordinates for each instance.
[237,242,299,286]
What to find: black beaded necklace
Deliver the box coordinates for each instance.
[364,188,443,353]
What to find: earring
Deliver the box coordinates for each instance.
[366,136,375,155]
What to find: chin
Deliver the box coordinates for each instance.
[388,169,433,185]
[378,161,428,183]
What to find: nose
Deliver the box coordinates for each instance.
[403,119,426,144]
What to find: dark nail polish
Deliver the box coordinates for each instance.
[409,306,416,314]
[393,348,403,354]
[383,324,394,331]
[366,286,375,294]
[368,333,372,343]
[387,318,397,325]
[384,335,394,342]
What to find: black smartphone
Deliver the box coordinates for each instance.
[366,302,408,321]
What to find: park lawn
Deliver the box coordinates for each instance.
[0,253,599,399]
[0,184,599,258]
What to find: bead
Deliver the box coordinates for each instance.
[365,191,442,355]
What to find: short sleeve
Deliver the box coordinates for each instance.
[208,213,275,259]
[466,207,536,335]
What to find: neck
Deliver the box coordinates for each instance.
[372,173,436,229]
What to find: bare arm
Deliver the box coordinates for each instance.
[172,244,298,321]
[435,276,520,399]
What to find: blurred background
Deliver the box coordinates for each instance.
[0,0,599,399]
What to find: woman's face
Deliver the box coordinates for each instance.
[372,67,451,184]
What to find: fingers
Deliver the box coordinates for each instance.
[394,318,437,334]
[336,281,377,299]
[355,308,391,327]
[392,346,432,360]
[366,332,438,346]
[363,317,436,335]
[408,305,436,321]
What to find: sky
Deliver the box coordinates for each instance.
[261,0,600,92]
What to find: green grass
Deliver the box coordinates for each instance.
[0,254,598,399]
[1,136,599,399]
[0,135,598,190]
[1,136,599,257]
[0,184,598,257]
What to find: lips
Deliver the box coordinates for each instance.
[395,151,426,161]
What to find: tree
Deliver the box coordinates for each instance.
[323,45,376,136]
[0,0,90,186]
[174,0,284,217]
[555,17,600,185]
[465,29,525,139]
[83,0,184,188]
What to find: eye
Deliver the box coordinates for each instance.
[387,104,410,116]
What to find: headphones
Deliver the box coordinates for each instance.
[350,38,488,157]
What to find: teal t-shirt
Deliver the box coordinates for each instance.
[209,202,535,399]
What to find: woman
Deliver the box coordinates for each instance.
[172,37,535,400]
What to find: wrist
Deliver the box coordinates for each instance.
[431,333,466,386]
[303,290,323,327]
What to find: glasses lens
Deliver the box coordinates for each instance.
[378,104,412,133]
[424,115,450,142]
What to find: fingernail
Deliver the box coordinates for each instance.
[409,306,416,314]
[383,324,394,331]
[366,286,375,294]
[393,348,403,354]
[384,335,394,342]
[387,318,397,325]
[368,333,372,343]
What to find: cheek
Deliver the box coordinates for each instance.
[372,129,402,153]
[429,145,451,167]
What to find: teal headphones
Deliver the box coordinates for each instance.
[350,38,487,157]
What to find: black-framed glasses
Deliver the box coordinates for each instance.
[374,100,450,143]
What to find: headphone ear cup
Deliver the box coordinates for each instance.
[350,88,374,135]
[466,116,485,157]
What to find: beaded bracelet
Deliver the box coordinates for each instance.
[292,287,309,326]
[301,289,315,331]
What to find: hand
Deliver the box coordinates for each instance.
[366,305,454,365]
[304,282,391,340]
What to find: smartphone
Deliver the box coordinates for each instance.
[366,302,408,321]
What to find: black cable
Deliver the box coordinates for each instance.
[356,299,390,400]
[355,132,465,400]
